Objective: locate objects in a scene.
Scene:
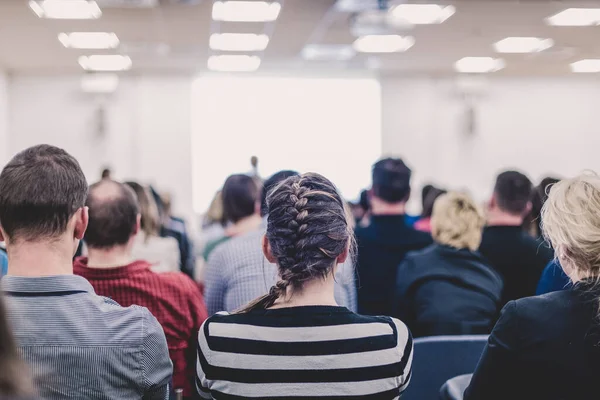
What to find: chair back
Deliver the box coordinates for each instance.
[401,335,487,400]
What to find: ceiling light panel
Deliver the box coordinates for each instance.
[454,57,505,73]
[209,33,269,52]
[571,59,600,73]
[546,8,600,26]
[302,44,356,61]
[59,32,119,49]
[79,55,132,71]
[353,35,414,53]
[29,0,102,19]
[389,4,455,25]
[493,37,554,54]
[212,1,281,22]
[207,55,261,72]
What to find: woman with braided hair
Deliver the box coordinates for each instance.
[196,173,413,399]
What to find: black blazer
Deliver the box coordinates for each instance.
[465,283,600,400]
[394,244,503,337]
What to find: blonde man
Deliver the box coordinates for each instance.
[394,192,503,337]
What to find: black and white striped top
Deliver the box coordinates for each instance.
[196,306,413,399]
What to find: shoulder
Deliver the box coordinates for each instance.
[155,271,201,295]
[210,229,264,262]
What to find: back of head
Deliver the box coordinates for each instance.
[421,184,434,208]
[240,173,352,311]
[124,181,160,238]
[222,174,259,224]
[372,158,412,203]
[101,168,111,180]
[260,170,300,216]
[542,173,600,280]
[0,144,87,243]
[421,187,447,218]
[432,192,485,251]
[493,170,533,215]
[85,181,139,249]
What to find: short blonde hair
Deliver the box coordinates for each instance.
[542,173,600,280]
[431,192,485,251]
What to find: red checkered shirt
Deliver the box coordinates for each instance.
[74,257,207,397]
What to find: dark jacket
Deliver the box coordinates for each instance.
[394,244,503,337]
[355,215,432,316]
[465,283,600,400]
[536,260,571,295]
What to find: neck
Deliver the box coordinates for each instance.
[87,244,133,268]
[226,213,263,237]
[272,274,338,308]
[486,209,523,227]
[7,241,75,277]
[370,197,406,216]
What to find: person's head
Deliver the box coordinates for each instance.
[124,181,160,238]
[370,158,412,213]
[84,180,140,251]
[250,156,258,168]
[421,187,447,218]
[542,173,600,283]
[525,176,561,238]
[222,174,259,224]
[260,170,300,216]
[490,170,533,217]
[0,145,88,254]
[204,190,223,226]
[0,292,34,397]
[240,173,352,312]
[432,192,485,251]
[101,167,111,180]
[421,184,434,209]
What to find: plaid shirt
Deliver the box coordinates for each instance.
[74,258,207,397]
[204,228,357,316]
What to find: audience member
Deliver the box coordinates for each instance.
[465,173,600,400]
[74,180,207,398]
[479,170,553,305]
[126,181,181,273]
[414,186,447,232]
[355,158,432,316]
[524,176,560,239]
[0,249,7,277]
[204,170,356,315]
[0,145,172,399]
[197,173,412,399]
[395,192,502,337]
[536,259,570,294]
[203,174,261,260]
[101,167,111,180]
[0,291,35,399]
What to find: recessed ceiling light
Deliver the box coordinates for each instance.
[353,35,415,53]
[209,33,269,52]
[29,0,102,19]
[493,37,554,53]
[302,44,356,61]
[78,55,132,72]
[389,4,455,25]
[212,1,281,22]
[207,55,261,72]
[81,73,119,93]
[570,59,600,73]
[546,8,600,26]
[454,57,505,73]
[59,32,119,49]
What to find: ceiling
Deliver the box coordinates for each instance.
[1,0,600,76]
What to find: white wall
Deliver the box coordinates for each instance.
[0,71,9,167]
[381,76,600,210]
[8,74,194,221]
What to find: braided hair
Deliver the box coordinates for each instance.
[239,173,352,312]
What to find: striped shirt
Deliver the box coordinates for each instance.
[2,275,173,400]
[196,306,413,399]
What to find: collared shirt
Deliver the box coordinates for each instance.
[204,228,357,316]
[2,274,172,400]
[74,258,207,397]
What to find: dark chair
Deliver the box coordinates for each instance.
[439,374,472,400]
[401,335,487,400]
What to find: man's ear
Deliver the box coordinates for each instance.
[0,226,5,243]
[262,235,277,263]
[74,207,89,240]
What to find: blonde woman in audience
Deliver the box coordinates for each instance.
[126,181,180,273]
[395,192,503,337]
[197,173,412,398]
[465,173,600,400]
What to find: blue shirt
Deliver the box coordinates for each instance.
[0,251,7,277]
[536,260,571,295]
[2,274,173,399]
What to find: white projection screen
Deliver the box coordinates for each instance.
[191,76,382,213]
